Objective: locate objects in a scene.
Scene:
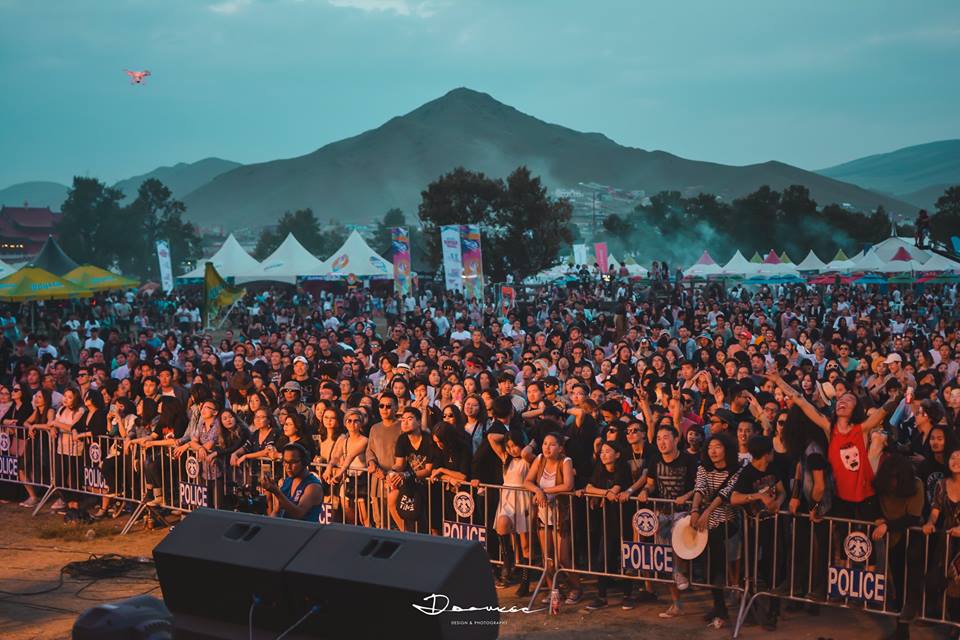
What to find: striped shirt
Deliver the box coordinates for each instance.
[694,466,738,529]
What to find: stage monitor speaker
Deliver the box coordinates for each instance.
[284,524,498,640]
[153,508,321,635]
[154,511,499,640]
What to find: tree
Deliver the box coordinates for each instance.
[124,179,202,279]
[57,177,125,265]
[253,208,347,260]
[932,185,960,245]
[57,177,200,278]
[418,167,503,270]
[417,166,573,282]
[372,208,407,258]
[488,167,572,281]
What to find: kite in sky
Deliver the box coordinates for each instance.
[124,70,151,85]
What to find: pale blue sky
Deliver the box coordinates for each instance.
[1,0,958,188]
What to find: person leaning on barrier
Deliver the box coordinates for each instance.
[264,442,325,521]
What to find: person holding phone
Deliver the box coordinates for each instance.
[265,443,325,521]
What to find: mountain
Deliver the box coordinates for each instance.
[817,140,960,201]
[113,157,241,203]
[899,183,955,212]
[195,90,911,225]
[0,181,70,209]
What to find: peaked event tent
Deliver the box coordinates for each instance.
[884,247,926,273]
[795,251,827,272]
[30,236,80,276]
[722,250,756,276]
[851,250,886,273]
[0,266,91,300]
[64,265,139,291]
[870,236,931,263]
[684,251,724,278]
[921,253,960,272]
[239,233,325,284]
[825,249,857,272]
[318,230,392,279]
[179,234,262,281]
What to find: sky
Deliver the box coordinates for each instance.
[1,0,958,188]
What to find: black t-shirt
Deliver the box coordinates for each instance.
[395,433,437,475]
[589,462,632,492]
[731,462,780,515]
[470,420,508,484]
[645,450,697,500]
[431,437,472,479]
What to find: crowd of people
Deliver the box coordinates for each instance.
[2,271,960,639]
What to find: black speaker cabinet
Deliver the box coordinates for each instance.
[285,524,498,640]
[153,509,320,635]
[153,510,499,640]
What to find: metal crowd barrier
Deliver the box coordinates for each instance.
[5,435,960,637]
[741,510,960,636]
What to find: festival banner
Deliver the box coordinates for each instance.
[156,240,174,293]
[391,227,412,297]
[595,242,609,274]
[498,285,516,319]
[440,225,464,294]
[460,224,484,302]
[204,262,245,329]
[573,244,588,266]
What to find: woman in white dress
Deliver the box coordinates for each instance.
[524,432,582,605]
[494,431,532,593]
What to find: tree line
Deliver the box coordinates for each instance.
[57,177,202,280]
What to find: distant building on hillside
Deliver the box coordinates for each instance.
[0,203,61,259]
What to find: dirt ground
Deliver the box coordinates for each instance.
[0,501,952,640]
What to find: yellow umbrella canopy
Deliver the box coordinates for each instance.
[0,266,92,301]
[64,264,139,291]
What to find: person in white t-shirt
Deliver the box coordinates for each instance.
[83,328,105,352]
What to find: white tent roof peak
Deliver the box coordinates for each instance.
[178,233,261,279]
[795,250,827,272]
[239,233,326,284]
[319,230,392,279]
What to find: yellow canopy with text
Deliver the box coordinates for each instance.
[64,265,139,291]
[0,266,93,301]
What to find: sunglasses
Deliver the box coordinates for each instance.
[626,428,640,434]
[379,403,393,409]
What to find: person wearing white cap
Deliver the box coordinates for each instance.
[884,352,916,390]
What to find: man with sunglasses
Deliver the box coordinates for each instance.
[366,393,401,527]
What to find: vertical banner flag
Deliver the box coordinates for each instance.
[595,242,609,274]
[440,225,464,294]
[499,285,516,319]
[391,227,412,297]
[204,263,245,329]
[573,244,588,266]
[460,224,484,302]
[156,240,174,293]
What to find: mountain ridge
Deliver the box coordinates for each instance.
[182,87,915,226]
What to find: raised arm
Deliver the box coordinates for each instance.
[766,372,830,438]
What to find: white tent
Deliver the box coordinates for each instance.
[795,250,827,272]
[870,236,931,264]
[851,249,886,273]
[318,230,392,279]
[884,246,926,273]
[239,234,325,284]
[178,233,262,280]
[920,253,960,272]
[721,250,756,276]
[684,251,724,278]
[0,257,14,279]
